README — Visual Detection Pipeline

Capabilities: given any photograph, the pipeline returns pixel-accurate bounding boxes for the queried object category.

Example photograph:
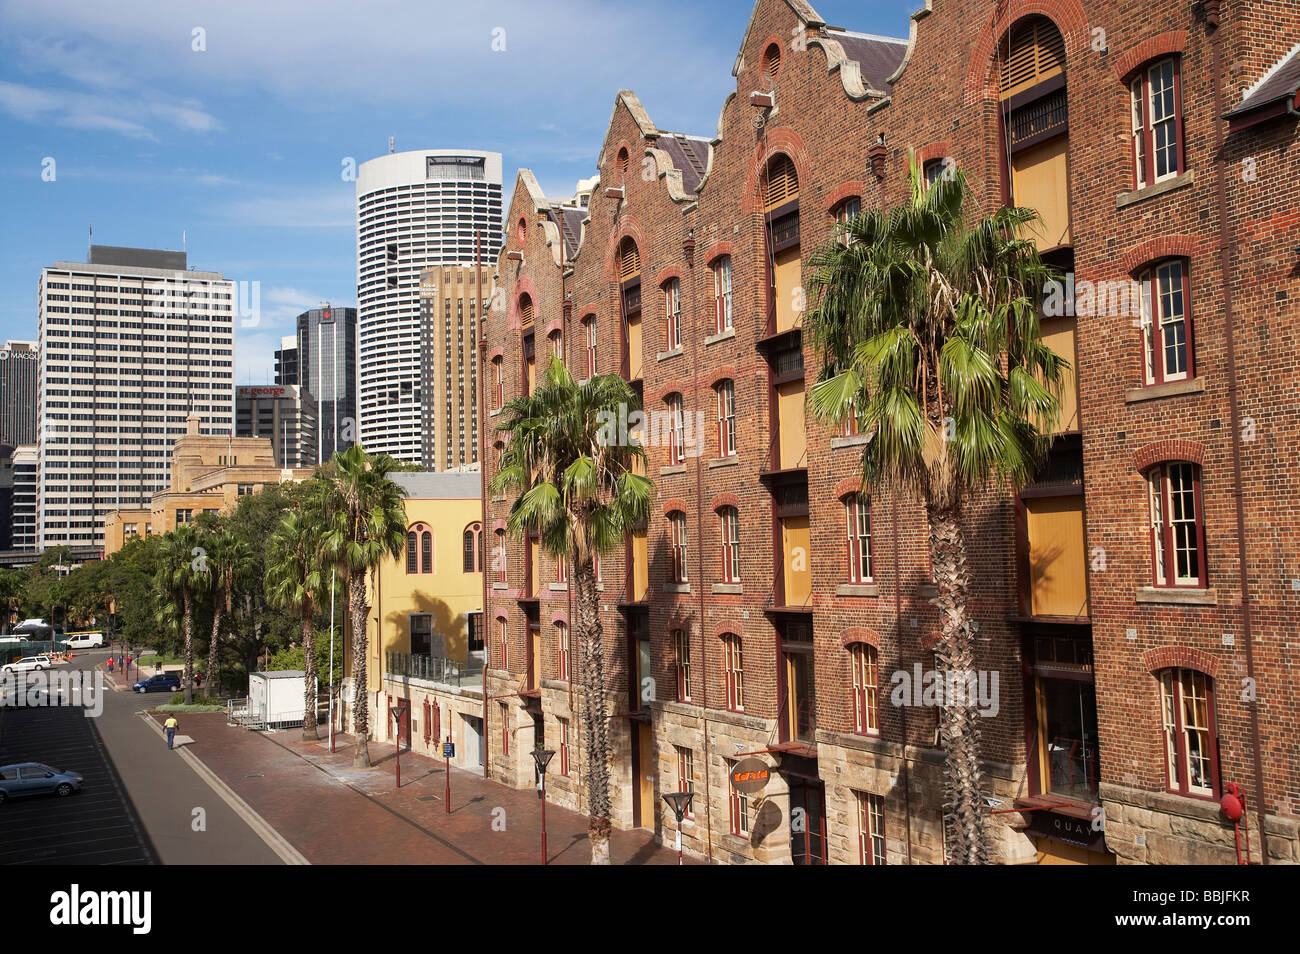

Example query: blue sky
[0,0,915,382]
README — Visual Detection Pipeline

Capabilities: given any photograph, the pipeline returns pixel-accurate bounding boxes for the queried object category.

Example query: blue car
[134,672,181,693]
[0,763,84,803]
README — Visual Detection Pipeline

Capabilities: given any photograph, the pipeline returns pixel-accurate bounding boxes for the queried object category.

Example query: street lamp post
[662,792,695,866]
[531,748,556,865]
[389,704,407,789]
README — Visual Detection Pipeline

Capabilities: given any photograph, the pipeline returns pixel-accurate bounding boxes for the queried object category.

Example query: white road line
[139,712,309,865]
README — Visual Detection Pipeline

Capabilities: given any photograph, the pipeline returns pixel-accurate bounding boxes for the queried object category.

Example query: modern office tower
[296,304,357,462]
[37,245,235,549]
[10,444,37,551]
[274,334,299,385]
[0,341,39,446]
[356,149,502,461]
[235,384,317,468]
[418,268,483,471]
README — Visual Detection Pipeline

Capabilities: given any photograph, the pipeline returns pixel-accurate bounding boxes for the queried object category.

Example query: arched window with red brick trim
[1158,667,1219,798]
[719,505,740,583]
[665,392,685,466]
[582,314,597,378]
[663,277,681,351]
[1130,57,1184,190]
[715,378,736,457]
[722,633,744,712]
[491,355,503,410]
[842,493,873,583]
[462,523,481,573]
[1138,258,1193,386]
[493,528,507,585]
[850,643,880,735]
[667,510,688,583]
[1145,461,1206,588]
[712,255,733,334]
[832,196,860,246]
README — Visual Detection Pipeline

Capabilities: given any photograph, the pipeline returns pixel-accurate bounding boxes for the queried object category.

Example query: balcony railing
[385,650,483,688]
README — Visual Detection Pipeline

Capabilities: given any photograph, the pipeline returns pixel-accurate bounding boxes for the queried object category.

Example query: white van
[63,632,104,649]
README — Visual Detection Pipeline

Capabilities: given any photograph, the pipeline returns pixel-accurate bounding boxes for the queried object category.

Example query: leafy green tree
[266,483,329,740]
[199,518,256,692]
[153,524,212,705]
[490,357,653,865]
[319,446,408,767]
[0,568,27,633]
[804,158,1064,864]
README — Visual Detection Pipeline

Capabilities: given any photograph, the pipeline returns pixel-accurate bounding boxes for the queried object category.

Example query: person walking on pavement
[164,715,179,750]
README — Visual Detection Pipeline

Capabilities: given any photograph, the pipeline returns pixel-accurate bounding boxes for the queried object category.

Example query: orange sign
[729,757,771,793]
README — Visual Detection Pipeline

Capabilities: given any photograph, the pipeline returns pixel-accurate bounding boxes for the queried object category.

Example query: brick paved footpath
[143,710,697,865]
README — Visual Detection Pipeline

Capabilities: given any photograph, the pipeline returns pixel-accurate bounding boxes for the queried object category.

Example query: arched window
[761,42,782,84]
[463,523,481,573]
[495,616,509,670]
[1145,461,1205,587]
[515,216,528,247]
[518,293,534,329]
[665,393,685,466]
[422,530,433,574]
[922,159,953,190]
[833,197,861,246]
[491,356,503,411]
[712,255,733,333]
[406,531,418,574]
[663,277,681,351]
[668,510,688,583]
[674,628,692,702]
[582,314,597,378]
[722,633,743,711]
[718,506,740,583]
[618,238,641,283]
[843,494,872,583]
[555,621,570,681]
[1158,667,1218,797]
[715,379,736,457]
[615,146,630,182]
[850,643,880,735]
[493,529,507,585]
[764,153,799,211]
[1137,259,1193,386]
[1130,57,1184,189]
[408,524,432,574]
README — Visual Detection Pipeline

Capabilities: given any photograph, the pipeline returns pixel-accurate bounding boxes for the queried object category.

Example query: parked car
[1,655,52,675]
[62,632,104,649]
[134,672,181,693]
[0,763,84,803]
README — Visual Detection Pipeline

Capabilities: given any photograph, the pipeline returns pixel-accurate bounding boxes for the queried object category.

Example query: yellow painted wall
[1012,136,1071,250]
[777,380,807,469]
[773,248,802,332]
[363,493,484,693]
[1026,495,1088,617]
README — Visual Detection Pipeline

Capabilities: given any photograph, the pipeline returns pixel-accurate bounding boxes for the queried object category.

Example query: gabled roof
[732,0,824,77]
[656,133,712,195]
[822,29,909,94]
[1226,43,1300,127]
[547,206,587,260]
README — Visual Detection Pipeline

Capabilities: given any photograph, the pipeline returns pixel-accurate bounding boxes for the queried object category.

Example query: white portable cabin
[247,670,310,730]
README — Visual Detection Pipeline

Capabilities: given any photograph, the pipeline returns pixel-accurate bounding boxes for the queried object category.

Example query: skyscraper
[274,334,299,385]
[356,149,502,460]
[418,268,482,471]
[0,340,39,446]
[37,245,235,549]
[296,304,357,462]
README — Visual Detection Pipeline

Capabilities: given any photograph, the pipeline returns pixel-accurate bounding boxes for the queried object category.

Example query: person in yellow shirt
[164,715,179,750]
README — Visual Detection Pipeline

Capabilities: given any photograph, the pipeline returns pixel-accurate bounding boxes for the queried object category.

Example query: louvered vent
[764,153,799,211]
[520,295,534,327]
[761,42,782,84]
[619,240,641,282]
[999,17,1065,100]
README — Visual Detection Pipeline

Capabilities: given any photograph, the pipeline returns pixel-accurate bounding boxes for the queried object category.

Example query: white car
[1,655,52,675]
[62,633,104,649]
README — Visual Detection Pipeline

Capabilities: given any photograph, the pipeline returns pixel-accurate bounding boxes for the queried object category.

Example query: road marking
[139,712,309,865]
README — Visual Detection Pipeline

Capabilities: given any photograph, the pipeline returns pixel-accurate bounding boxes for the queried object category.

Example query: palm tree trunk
[302,603,319,741]
[928,500,990,864]
[573,556,612,864]
[208,593,222,699]
[183,593,194,706]
[349,571,371,767]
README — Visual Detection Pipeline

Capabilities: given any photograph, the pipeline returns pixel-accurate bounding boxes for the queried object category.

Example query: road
[0,653,284,865]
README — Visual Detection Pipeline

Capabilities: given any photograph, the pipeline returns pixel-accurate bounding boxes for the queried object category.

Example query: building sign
[442,741,455,758]
[238,386,288,399]
[1027,810,1106,850]
[729,757,771,794]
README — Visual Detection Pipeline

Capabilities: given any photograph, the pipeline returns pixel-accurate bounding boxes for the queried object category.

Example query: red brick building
[479,0,1300,864]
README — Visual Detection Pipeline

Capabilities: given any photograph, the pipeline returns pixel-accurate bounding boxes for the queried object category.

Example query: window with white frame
[715,379,736,457]
[664,278,681,351]
[722,633,744,711]
[1130,57,1183,189]
[674,628,692,701]
[727,758,750,836]
[1138,259,1192,386]
[850,643,879,735]
[666,393,685,465]
[719,505,740,583]
[844,493,873,583]
[713,256,733,334]
[1159,668,1217,798]
[1146,461,1205,587]
[668,510,688,583]
[856,791,885,864]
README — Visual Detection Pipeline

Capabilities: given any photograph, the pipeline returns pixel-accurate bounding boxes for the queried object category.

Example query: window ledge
[491,583,508,591]
[491,495,506,503]
[1136,586,1217,606]
[837,582,880,597]
[708,456,739,469]
[712,582,743,594]
[705,328,736,347]
[1116,170,1195,209]
[548,582,568,591]
[489,409,502,418]
[657,347,684,362]
[831,433,871,450]
[1125,377,1205,404]
[660,464,687,476]
[663,582,691,594]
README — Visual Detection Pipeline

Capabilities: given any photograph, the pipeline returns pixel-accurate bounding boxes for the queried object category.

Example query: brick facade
[478,0,1300,864]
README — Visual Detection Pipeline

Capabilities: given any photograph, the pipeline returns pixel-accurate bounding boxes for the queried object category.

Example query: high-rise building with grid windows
[37,245,235,550]
[356,150,502,461]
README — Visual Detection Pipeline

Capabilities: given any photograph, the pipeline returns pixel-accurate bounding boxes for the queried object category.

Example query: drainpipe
[478,232,490,780]
[892,493,915,864]
[1208,13,1268,862]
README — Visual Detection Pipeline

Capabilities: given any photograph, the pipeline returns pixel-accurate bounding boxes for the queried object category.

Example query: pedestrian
[194,671,203,690]
[164,715,178,750]
[107,656,115,674]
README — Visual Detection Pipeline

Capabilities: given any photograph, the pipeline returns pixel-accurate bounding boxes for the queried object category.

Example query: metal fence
[228,691,332,732]
[385,650,483,688]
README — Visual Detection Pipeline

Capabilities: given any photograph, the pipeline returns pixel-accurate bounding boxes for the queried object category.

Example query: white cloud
[0,79,220,140]
[214,186,353,229]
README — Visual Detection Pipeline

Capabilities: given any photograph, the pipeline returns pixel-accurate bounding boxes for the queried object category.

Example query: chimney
[186,412,201,435]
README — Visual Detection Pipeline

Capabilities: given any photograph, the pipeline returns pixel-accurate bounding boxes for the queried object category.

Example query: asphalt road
[1,653,284,865]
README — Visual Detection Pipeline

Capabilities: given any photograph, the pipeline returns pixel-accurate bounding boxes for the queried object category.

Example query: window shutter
[999,17,1065,100]
[619,241,641,282]
[764,154,798,211]
[520,297,533,328]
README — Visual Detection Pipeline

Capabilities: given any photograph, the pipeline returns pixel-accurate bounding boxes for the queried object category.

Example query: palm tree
[266,486,329,741]
[319,446,408,767]
[804,157,1065,864]
[203,521,255,695]
[153,523,212,705]
[490,357,652,865]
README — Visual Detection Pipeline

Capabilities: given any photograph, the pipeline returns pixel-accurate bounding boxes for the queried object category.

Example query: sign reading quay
[729,757,771,794]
